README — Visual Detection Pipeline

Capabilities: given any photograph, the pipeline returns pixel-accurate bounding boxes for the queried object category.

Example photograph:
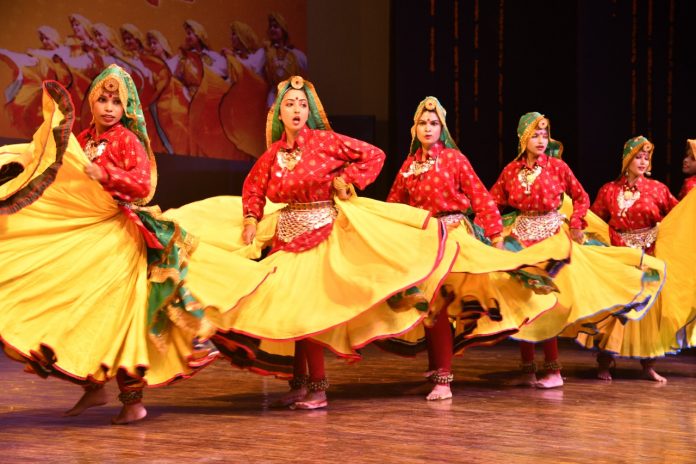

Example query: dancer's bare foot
[63,386,108,416]
[642,366,667,383]
[597,367,613,381]
[111,402,147,425]
[505,372,538,387]
[596,352,615,381]
[536,371,563,389]
[270,387,308,408]
[426,384,452,401]
[292,390,328,410]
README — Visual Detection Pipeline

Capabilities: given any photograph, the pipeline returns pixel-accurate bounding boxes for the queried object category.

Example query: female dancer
[679,139,696,199]
[490,113,666,388]
[386,97,569,400]
[167,77,455,410]
[0,66,271,424]
[575,136,696,381]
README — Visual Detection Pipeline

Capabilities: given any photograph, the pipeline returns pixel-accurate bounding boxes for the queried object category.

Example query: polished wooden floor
[1,340,695,463]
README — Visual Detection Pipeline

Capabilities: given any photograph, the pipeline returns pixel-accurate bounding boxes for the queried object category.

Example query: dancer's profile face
[147,35,163,56]
[683,152,696,176]
[628,148,650,178]
[38,32,57,50]
[121,31,139,51]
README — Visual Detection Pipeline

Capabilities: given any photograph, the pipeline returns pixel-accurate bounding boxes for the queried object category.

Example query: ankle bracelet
[306,377,329,392]
[543,360,562,372]
[118,390,143,405]
[288,374,309,390]
[520,362,537,374]
[428,370,454,385]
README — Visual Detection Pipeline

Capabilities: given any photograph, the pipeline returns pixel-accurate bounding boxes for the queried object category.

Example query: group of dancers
[1,65,694,424]
[1,12,305,158]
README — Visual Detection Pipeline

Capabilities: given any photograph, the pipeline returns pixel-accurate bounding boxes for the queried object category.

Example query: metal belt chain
[617,225,658,250]
[276,201,338,243]
[512,211,565,242]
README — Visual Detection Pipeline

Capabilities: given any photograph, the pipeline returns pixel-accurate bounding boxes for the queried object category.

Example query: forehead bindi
[99,91,119,100]
[282,94,307,104]
[419,112,440,123]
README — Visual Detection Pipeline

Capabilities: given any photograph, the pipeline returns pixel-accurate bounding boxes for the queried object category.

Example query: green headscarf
[266,75,331,148]
[516,111,563,159]
[621,135,653,175]
[87,64,157,204]
[409,96,459,154]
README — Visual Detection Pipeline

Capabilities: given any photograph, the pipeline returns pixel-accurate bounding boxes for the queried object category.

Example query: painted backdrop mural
[0,0,307,160]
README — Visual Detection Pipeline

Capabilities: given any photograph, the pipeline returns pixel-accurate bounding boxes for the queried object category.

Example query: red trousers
[425,310,453,372]
[519,339,559,364]
[293,339,326,381]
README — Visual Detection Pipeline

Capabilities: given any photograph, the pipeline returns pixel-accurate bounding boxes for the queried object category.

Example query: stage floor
[1,340,695,463]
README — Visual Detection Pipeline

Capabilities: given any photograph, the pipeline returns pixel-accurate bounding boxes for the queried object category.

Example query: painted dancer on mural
[489,112,666,389]
[262,12,308,107]
[63,14,102,131]
[384,97,572,400]
[144,29,191,155]
[176,20,249,159]
[165,76,457,410]
[572,136,696,381]
[220,21,269,158]
[222,21,265,77]
[0,65,273,424]
[0,26,75,137]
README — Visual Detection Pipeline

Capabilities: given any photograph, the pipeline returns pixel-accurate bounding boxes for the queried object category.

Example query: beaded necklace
[84,139,107,161]
[517,164,543,194]
[617,180,641,217]
[276,146,302,171]
[402,154,436,178]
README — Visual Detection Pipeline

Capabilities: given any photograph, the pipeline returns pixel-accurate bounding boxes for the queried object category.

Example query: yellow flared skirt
[379,220,571,355]
[0,82,273,386]
[573,191,696,358]
[165,194,457,365]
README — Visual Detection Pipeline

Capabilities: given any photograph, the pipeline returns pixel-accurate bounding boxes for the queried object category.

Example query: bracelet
[243,216,258,227]
[491,235,503,244]
[332,176,349,191]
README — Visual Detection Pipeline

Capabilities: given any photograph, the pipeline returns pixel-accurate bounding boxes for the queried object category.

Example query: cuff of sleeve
[243,216,258,227]
[569,218,586,230]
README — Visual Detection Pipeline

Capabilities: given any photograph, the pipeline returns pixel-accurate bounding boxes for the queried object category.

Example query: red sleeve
[590,183,612,222]
[457,154,502,238]
[242,149,274,219]
[489,166,510,208]
[386,159,410,204]
[659,183,679,216]
[99,131,151,202]
[331,132,385,190]
[560,162,589,229]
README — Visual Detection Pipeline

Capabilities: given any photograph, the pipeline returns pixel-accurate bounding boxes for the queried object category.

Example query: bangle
[333,176,349,191]
[243,216,258,227]
[491,236,503,244]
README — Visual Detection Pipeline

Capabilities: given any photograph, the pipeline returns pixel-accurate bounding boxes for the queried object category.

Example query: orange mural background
[0,0,307,159]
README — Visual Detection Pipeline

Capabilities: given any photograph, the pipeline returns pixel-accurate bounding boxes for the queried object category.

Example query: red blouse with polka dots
[490,154,589,230]
[243,126,385,252]
[387,141,502,239]
[591,175,678,252]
